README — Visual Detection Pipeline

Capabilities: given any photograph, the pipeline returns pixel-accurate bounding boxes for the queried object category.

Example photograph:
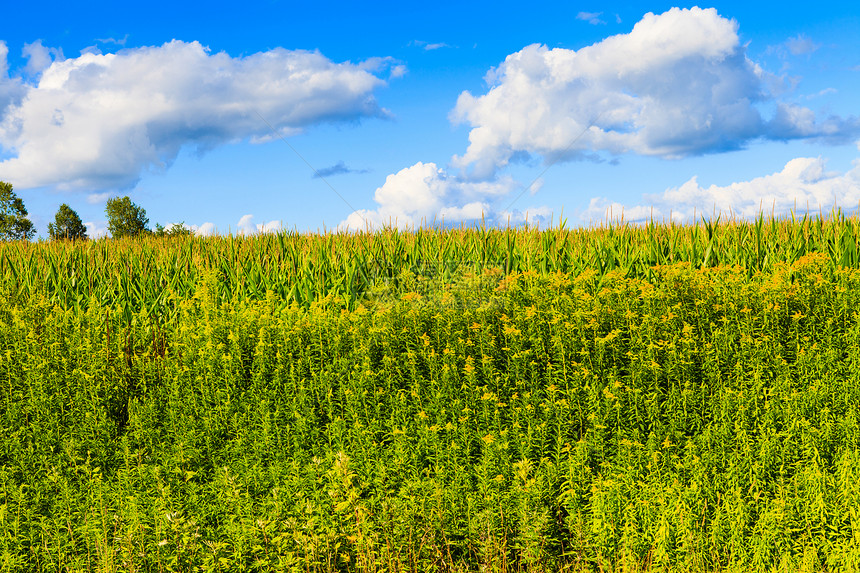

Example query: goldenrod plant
[2,213,860,571]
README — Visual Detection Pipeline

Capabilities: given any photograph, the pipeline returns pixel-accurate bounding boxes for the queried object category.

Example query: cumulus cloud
[339,161,522,230]
[236,214,283,235]
[0,40,391,191]
[767,103,859,144]
[192,222,217,236]
[0,42,26,117]
[84,220,109,239]
[22,40,64,76]
[584,156,860,223]
[451,7,860,178]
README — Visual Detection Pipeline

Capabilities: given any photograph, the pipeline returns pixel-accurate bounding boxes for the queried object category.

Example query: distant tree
[155,221,193,237]
[0,181,35,241]
[106,196,149,238]
[48,203,88,241]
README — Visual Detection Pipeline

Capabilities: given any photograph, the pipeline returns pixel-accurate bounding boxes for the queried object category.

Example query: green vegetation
[155,221,194,237]
[2,214,860,571]
[0,181,35,242]
[106,195,150,238]
[48,203,89,241]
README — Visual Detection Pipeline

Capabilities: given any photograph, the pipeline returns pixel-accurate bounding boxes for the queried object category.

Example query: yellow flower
[482,434,495,444]
[503,325,521,336]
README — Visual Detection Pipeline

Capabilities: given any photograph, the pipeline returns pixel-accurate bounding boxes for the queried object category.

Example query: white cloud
[0,42,25,117]
[86,191,112,204]
[237,214,256,235]
[84,220,109,239]
[193,222,217,236]
[236,214,282,235]
[584,156,860,223]
[498,205,555,226]
[0,40,391,191]
[96,34,129,47]
[785,34,820,56]
[801,87,837,100]
[411,40,451,51]
[451,7,860,178]
[576,11,605,25]
[339,161,526,231]
[22,40,64,76]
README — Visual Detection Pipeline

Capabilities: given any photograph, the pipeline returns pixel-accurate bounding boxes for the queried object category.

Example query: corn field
[2,213,860,571]
[3,211,860,317]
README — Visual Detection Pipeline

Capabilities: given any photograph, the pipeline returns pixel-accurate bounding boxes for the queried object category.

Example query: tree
[0,181,35,241]
[155,221,193,237]
[48,203,88,241]
[105,196,149,238]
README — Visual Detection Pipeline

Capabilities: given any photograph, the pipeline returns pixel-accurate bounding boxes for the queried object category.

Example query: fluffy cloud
[22,40,64,76]
[584,156,860,223]
[0,40,391,190]
[192,222,217,237]
[451,7,860,178]
[84,220,109,239]
[236,214,282,235]
[339,161,522,230]
[0,42,25,118]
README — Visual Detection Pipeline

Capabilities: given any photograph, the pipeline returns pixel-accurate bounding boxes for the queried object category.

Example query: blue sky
[2,1,859,237]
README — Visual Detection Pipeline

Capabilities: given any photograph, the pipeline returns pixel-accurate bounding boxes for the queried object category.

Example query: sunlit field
[3,213,860,571]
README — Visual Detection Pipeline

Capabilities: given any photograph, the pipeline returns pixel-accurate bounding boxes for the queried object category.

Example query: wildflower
[503,325,521,336]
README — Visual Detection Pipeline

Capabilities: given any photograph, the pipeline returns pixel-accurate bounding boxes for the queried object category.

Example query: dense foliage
[0,181,35,242]
[48,203,89,241]
[2,216,860,571]
[106,195,150,238]
[3,211,860,316]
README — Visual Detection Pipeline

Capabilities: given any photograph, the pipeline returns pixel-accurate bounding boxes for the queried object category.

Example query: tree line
[0,180,192,241]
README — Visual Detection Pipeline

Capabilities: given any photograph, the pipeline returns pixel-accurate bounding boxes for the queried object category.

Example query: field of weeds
[2,215,860,571]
